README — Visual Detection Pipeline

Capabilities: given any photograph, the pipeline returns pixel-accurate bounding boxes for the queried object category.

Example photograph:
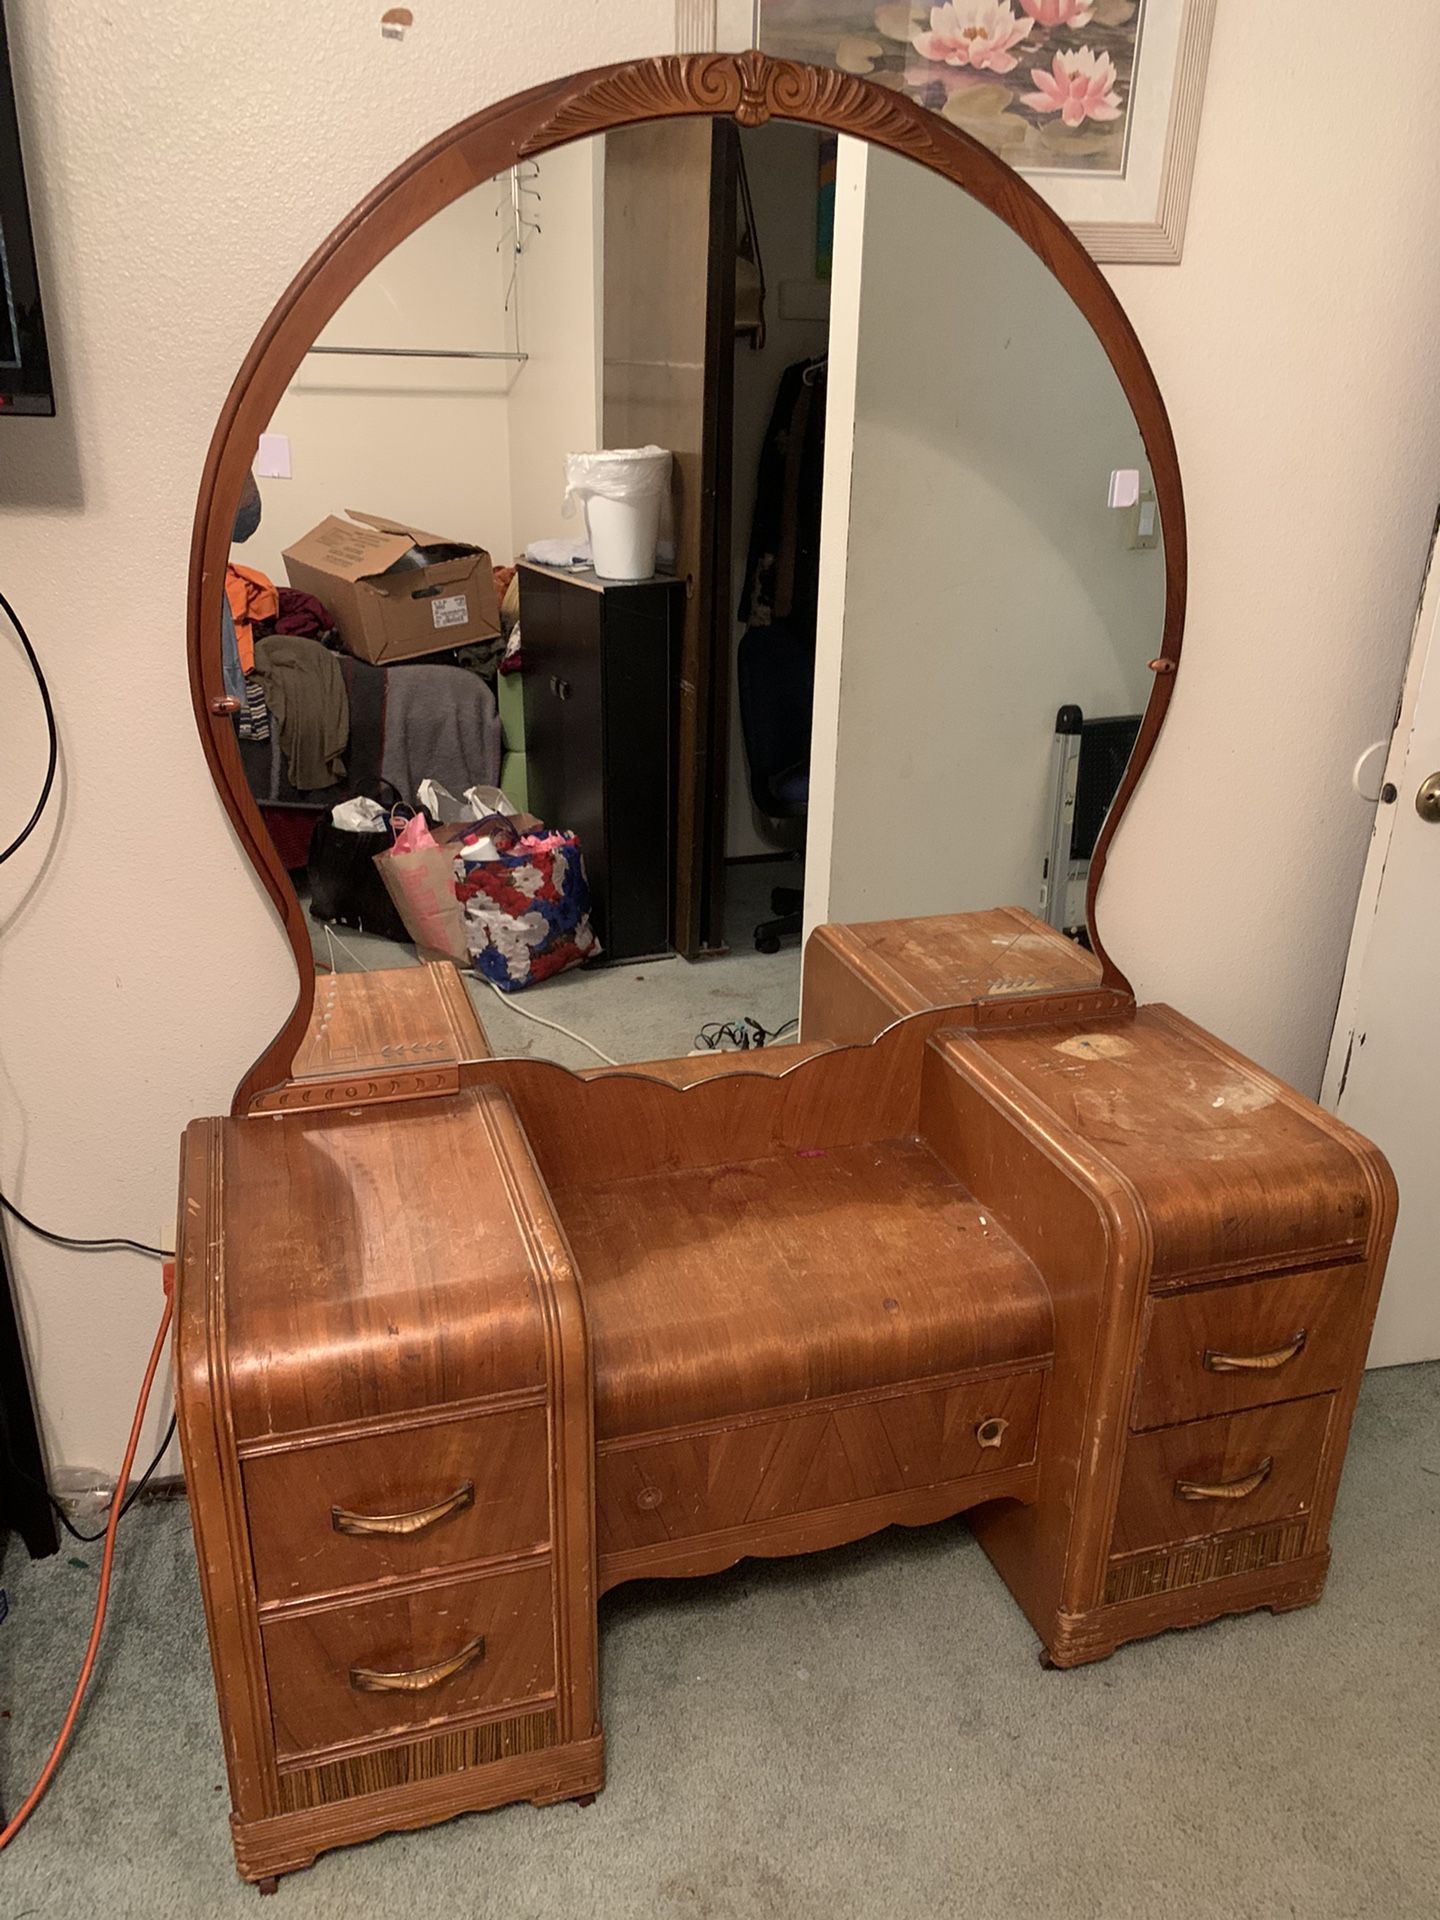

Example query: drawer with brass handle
[1132,1265,1363,1431]
[263,1563,555,1762]
[1110,1395,1333,1558]
[243,1405,549,1605]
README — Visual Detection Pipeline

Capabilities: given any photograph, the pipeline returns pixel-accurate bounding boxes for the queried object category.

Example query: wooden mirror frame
[188,50,1186,1113]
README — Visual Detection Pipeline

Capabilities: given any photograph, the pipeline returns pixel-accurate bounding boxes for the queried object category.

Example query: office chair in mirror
[222,117,1162,1076]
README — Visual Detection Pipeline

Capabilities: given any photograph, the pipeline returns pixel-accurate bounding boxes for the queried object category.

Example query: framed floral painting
[750,0,1217,262]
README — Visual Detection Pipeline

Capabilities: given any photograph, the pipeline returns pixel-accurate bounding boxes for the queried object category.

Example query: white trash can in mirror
[563,445,672,581]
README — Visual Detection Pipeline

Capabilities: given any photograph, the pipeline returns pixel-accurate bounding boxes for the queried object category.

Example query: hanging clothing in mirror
[739,355,828,639]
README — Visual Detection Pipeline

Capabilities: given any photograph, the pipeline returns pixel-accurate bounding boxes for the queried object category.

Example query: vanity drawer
[1110,1395,1333,1558]
[243,1406,550,1606]
[1133,1266,1364,1431]
[263,1561,556,1762]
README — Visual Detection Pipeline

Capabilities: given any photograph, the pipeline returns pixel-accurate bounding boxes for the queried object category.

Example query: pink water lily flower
[1021,45,1124,124]
[911,2,1034,74]
[1017,0,1095,26]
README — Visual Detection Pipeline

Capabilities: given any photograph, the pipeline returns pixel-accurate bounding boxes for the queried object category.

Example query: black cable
[0,1191,172,1260]
[0,586,59,867]
[20,1413,179,1545]
[693,1014,799,1053]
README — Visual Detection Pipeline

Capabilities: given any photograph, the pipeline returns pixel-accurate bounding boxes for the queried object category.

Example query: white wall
[242,180,517,579]
[505,137,605,554]
[244,136,607,586]
[808,139,1163,929]
[0,0,676,1481]
[2,2,1440,1473]
[1098,1,1440,1091]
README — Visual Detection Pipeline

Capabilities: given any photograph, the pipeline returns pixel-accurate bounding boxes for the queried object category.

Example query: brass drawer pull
[1175,1458,1273,1503]
[350,1634,486,1694]
[331,1481,474,1538]
[1203,1331,1307,1374]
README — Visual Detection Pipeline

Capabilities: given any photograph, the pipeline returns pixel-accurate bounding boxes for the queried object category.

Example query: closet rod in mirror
[305,345,528,361]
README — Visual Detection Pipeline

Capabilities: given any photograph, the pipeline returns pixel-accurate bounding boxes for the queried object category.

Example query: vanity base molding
[1041,1550,1331,1670]
[233,1730,605,1885]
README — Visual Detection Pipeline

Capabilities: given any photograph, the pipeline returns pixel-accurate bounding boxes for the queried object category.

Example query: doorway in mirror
[218,107,1163,1082]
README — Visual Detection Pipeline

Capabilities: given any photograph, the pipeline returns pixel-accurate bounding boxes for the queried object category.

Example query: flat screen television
[0,1,53,416]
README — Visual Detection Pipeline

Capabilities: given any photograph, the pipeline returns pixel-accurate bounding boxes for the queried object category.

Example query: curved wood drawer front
[262,1563,556,1763]
[1111,1395,1333,1559]
[1133,1267,1365,1431]
[243,1406,550,1606]
[596,1368,1045,1566]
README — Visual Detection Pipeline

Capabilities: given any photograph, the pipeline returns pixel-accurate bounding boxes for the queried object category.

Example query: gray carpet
[3,1362,1436,1919]
[305,856,803,1072]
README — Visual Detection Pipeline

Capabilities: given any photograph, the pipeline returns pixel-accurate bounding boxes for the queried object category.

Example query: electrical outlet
[256,432,292,479]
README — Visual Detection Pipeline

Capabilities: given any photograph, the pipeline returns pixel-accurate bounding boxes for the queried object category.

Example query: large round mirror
[192,55,1181,1097]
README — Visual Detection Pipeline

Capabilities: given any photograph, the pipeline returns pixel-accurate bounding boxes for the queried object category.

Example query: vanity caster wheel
[256,1877,280,1896]
[573,1792,597,1808]
[755,934,781,955]
[1037,1648,1055,1669]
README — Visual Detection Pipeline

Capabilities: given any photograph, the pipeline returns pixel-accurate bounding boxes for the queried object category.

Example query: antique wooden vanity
[176,53,1397,1891]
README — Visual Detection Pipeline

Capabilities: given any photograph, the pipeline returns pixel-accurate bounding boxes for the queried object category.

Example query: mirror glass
[227,114,1164,1074]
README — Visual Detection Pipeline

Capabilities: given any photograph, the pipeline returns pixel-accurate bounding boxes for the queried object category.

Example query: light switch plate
[256,432,292,480]
[1107,468,1140,510]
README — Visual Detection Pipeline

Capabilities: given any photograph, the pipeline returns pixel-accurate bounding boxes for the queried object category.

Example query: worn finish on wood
[262,1562,556,1762]
[215,1096,548,1438]
[801,908,1108,1048]
[460,1016,936,1190]
[595,1368,1045,1587]
[1110,1395,1333,1557]
[1131,1265,1365,1430]
[557,1139,1052,1437]
[242,1404,550,1606]
[291,963,487,1081]
[808,913,1397,1667]
[187,54,1187,1110]
[174,1084,601,1886]
[178,908,1397,1885]
[247,963,486,1116]
[962,1005,1378,1284]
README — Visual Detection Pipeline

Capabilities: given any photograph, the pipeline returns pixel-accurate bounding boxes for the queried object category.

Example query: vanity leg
[256,1877,279,1897]
[573,1793,598,1808]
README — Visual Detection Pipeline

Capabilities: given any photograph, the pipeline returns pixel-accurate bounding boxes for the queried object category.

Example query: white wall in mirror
[806,137,1163,934]
[245,143,602,582]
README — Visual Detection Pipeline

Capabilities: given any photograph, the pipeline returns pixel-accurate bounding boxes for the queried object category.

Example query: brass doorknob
[1417,773,1440,823]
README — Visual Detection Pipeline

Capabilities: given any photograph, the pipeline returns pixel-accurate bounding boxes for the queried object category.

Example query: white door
[1322,514,1440,1366]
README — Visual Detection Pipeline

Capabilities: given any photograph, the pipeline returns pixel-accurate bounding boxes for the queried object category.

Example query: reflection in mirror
[228,113,1162,1077]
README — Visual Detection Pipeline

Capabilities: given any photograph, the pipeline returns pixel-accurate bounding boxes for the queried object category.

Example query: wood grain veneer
[242,1404,551,1606]
[1130,1265,1365,1430]
[249,962,487,1116]
[800,907,1109,1047]
[1110,1395,1334,1558]
[966,1006,1377,1285]
[175,1082,602,1886]
[262,1562,557,1762]
[557,1139,1052,1438]
[178,915,1398,1886]
[595,1368,1045,1587]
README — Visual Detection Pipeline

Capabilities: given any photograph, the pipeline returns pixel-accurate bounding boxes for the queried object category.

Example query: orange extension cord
[0,1272,174,1853]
